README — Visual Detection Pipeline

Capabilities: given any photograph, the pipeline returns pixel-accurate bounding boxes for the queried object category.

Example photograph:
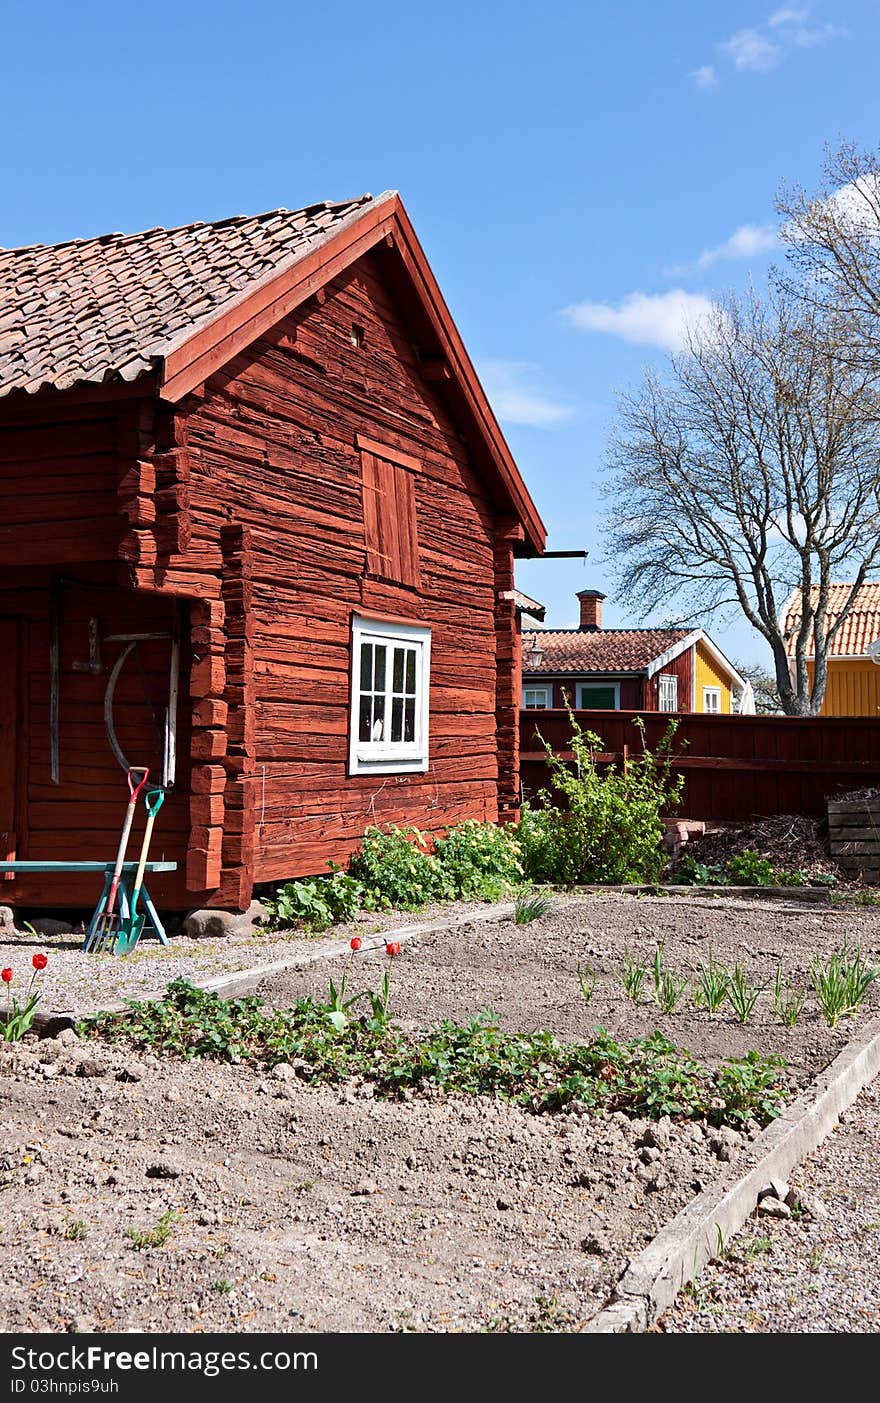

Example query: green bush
[348,825,450,910]
[433,819,523,899]
[725,850,777,886]
[262,864,363,931]
[519,714,684,885]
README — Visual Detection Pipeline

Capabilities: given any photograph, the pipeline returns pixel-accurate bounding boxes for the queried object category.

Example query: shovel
[84,767,149,954]
[117,788,165,955]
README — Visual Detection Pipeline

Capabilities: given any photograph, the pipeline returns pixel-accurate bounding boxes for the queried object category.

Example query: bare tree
[778,141,880,360]
[604,287,880,715]
[732,660,781,715]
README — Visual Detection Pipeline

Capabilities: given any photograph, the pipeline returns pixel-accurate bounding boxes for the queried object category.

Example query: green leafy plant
[64,1220,88,1242]
[692,952,730,1015]
[211,1279,233,1295]
[1,954,48,1042]
[673,855,727,886]
[518,712,684,886]
[577,962,596,1006]
[725,851,776,886]
[262,864,364,932]
[651,944,688,1014]
[810,942,878,1026]
[83,980,787,1128]
[772,965,806,1027]
[349,825,450,910]
[433,820,524,899]
[621,950,649,1005]
[325,969,363,1032]
[126,1208,180,1251]
[714,1051,786,1126]
[514,889,554,925]
[727,964,762,1024]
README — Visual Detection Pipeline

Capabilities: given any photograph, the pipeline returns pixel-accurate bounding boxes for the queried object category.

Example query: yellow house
[782,582,880,716]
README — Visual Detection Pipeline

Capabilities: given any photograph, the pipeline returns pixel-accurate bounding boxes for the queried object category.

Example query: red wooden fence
[519,709,880,821]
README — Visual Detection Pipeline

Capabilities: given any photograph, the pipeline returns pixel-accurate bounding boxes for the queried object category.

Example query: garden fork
[84,767,148,954]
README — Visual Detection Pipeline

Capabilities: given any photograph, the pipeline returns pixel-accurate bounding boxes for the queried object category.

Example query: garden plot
[1,894,877,1334]
[262,895,880,1091]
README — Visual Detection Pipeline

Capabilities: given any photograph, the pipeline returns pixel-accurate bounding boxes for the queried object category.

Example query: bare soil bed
[1,894,877,1334]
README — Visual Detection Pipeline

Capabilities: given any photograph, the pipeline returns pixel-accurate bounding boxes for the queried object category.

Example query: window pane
[374,644,386,693]
[391,697,404,742]
[359,695,372,742]
[404,697,416,741]
[393,647,405,693]
[405,649,416,694]
[371,695,385,740]
[580,687,616,709]
[360,642,372,692]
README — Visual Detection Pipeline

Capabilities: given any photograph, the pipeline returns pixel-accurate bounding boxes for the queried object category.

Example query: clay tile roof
[0,195,375,398]
[783,583,880,658]
[522,627,692,674]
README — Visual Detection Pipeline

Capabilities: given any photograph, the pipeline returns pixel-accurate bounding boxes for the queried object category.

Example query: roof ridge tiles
[0,194,373,259]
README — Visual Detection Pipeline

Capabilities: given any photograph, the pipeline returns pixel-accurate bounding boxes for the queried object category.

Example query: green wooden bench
[1,862,177,948]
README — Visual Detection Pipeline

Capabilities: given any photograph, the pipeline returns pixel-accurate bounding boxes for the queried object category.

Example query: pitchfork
[83,767,149,954]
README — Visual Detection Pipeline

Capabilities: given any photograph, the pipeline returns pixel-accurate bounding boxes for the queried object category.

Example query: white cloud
[692,64,718,90]
[665,223,777,277]
[479,359,572,428]
[722,27,782,71]
[787,21,847,46]
[562,290,719,354]
[698,7,846,86]
[768,7,809,25]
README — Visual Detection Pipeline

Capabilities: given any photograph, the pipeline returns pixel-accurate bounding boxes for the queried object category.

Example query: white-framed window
[703,685,722,714]
[577,682,620,710]
[349,615,431,774]
[658,673,678,712]
[523,685,551,709]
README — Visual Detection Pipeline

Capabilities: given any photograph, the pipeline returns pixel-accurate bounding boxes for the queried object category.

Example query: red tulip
[386,941,401,957]
[350,937,362,951]
[32,953,48,971]
[1,968,12,983]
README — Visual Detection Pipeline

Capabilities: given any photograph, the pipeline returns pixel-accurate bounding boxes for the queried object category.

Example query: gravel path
[0,898,498,1017]
[660,1078,880,1333]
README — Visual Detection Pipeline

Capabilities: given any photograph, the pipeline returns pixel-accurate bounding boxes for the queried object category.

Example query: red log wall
[175,253,514,897]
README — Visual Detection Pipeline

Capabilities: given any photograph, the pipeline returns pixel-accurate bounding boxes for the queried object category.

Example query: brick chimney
[577,589,605,631]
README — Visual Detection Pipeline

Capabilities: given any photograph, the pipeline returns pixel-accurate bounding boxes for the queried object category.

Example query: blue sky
[3,1,877,667]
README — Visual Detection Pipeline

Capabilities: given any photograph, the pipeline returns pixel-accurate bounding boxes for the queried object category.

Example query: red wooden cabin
[0,193,545,912]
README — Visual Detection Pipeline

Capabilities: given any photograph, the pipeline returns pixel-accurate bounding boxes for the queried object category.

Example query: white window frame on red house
[522,684,552,709]
[658,673,678,712]
[703,685,722,714]
[349,615,431,774]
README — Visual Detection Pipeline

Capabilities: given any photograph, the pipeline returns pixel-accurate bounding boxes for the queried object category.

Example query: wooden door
[0,619,19,872]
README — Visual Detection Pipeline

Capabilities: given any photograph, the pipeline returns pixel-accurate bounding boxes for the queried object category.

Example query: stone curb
[30,900,518,1030]
[581,1010,880,1333]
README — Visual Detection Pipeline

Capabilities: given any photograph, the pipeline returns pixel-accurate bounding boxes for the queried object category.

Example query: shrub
[518,713,684,886]
[349,825,450,910]
[433,820,523,899]
[725,851,777,886]
[672,855,727,886]
[262,865,363,932]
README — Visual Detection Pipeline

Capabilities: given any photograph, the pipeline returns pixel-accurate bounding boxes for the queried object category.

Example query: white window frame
[703,685,722,714]
[658,673,678,712]
[349,615,431,775]
[522,684,551,709]
[576,682,621,710]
